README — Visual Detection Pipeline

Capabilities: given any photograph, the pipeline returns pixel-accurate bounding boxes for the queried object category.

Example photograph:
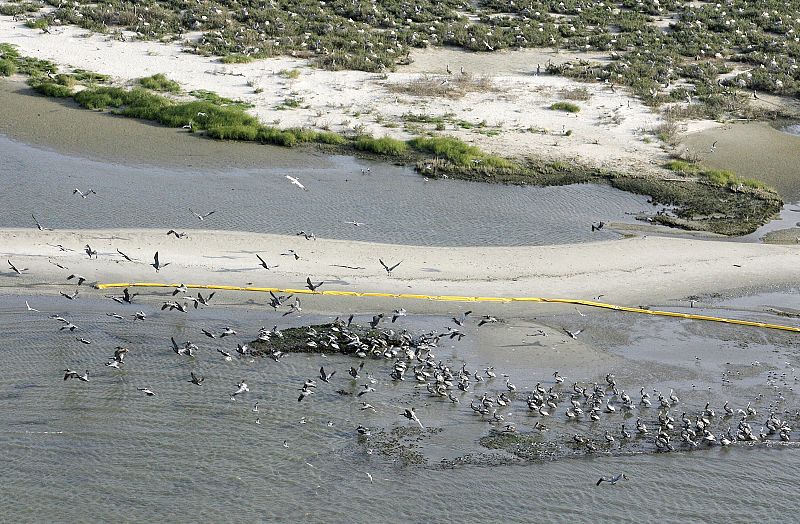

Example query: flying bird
[25,301,40,312]
[59,289,79,300]
[32,214,52,231]
[379,259,402,276]
[596,473,628,486]
[189,208,216,221]
[306,277,324,291]
[167,230,188,239]
[116,249,134,262]
[73,188,96,198]
[285,175,307,190]
[151,252,169,272]
[189,372,205,386]
[84,245,98,258]
[7,259,27,275]
[256,254,278,270]
[67,274,86,286]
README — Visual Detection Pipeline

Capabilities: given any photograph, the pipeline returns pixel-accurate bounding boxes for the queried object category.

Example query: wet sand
[0,80,331,170]
[682,121,800,201]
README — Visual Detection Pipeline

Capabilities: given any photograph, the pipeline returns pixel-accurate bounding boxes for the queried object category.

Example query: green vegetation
[0,59,16,77]
[24,18,49,30]
[71,69,112,84]
[188,90,253,109]
[550,102,580,113]
[0,1,43,16]
[408,136,514,168]
[278,69,301,79]
[354,135,408,156]
[219,54,254,64]
[138,73,181,93]
[28,79,73,97]
[665,160,768,190]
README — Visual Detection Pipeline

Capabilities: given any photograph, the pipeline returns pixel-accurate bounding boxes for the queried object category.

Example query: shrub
[72,69,111,84]
[139,73,181,93]
[28,80,73,97]
[278,69,301,79]
[550,102,581,113]
[74,86,129,109]
[220,54,254,64]
[206,125,259,141]
[315,131,346,145]
[354,135,408,156]
[256,126,297,146]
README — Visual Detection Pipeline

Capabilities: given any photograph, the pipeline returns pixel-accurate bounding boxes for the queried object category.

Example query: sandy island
[2,229,799,310]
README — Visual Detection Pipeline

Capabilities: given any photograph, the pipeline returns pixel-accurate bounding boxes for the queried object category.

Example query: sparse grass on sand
[138,73,181,93]
[387,74,496,99]
[550,102,581,113]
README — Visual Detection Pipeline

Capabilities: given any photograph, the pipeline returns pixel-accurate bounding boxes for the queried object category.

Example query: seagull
[217,348,233,361]
[256,254,278,270]
[201,328,216,338]
[452,311,472,327]
[220,327,236,337]
[48,259,68,270]
[379,259,402,276]
[189,208,216,221]
[162,301,188,312]
[172,284,188,296]
[73,188,97,198]
[563,328,583,339]
[113,346,129,362]
[281,250,300,260]
[116,249,134,262]
[285,175,307,190]
[84,245,97,258]
[391,308,407,323]
[710,141,717,153]
[60,289,79,300]
[151,252,169,272]
[306,277,324,291]
[67,274,86,286]
[25,301,40,312]
[8,259,27,274]
[345,221,365,226]
[137,387,155,396]
[111,287,138,305]
[369,314,384,329]
[32,214,52,231]
[133,311,146,321]
[64,369,89,381]
[401,407,425,430]
[231,380,249,399]
[189,371,205,386]
[596,473,628,486]
[166,230,188,239]
[478,316,498,326]
[319,366,336,383]
[296,231,316,240]
[75,336,91,345]
[282,297,302,316]
[192,292,215,308]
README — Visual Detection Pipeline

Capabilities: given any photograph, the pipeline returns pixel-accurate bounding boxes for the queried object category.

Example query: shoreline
[2,228,799,308]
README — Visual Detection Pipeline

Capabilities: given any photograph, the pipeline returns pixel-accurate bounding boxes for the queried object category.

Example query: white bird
[285,175,307,190]
[137,387,155,396]
[189,208,216,221]
[25,301,40,312]
[73,188,97,198]
[230,380,249,399]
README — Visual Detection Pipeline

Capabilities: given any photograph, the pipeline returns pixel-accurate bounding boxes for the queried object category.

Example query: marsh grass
[354,135,408,156]
[408,136,515,168]
[0,59,17,76]
[665,160,768,190]
[139,73,181,93]
[28,79,73,97]
[188,90,253,109]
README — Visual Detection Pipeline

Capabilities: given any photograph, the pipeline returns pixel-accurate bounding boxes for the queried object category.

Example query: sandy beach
[0,17,670,175]
[3,228,799,307]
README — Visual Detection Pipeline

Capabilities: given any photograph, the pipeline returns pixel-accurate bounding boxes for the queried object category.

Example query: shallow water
[0,134,659,247]
[1,292,798,522]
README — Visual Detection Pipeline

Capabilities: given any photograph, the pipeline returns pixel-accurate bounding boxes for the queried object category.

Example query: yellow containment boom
[95,282,800,334]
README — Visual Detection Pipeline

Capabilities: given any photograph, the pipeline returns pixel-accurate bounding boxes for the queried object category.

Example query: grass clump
[71,69,111,84]
[278,69,301,79]
[139,73,181,93]
[0,59,17,77]
[219,54,254,64]
[354,135,408,156]
[550,102,581,113]
[188,90,253,109]
[665,160,768,190]
[28,79,73,98]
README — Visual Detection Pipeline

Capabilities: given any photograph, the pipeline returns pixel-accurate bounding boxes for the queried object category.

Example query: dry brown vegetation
[387,73,496,99]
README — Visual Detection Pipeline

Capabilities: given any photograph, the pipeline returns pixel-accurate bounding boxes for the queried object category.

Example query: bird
[478,316,498,326]
[151,252,169,272]
[596,473,627,486]
[166,230,188,239]
[563,328,583,339]
[345,220,365,226]
[391,308,407,323]
[76,337,91,345]
[48,259,68,269]
[305,277,324,291]
[452,311,472,326]
[137,387,155,396]
[710,141,718,153]
[189,372,204,386]
[64,369,89,382]
[553,371,565,384]
[201,328,216,338]
[189,208,216,221]
[591,222,605,232]
[192,292,215,308]
[379,259,402,276]
[7,259,27,275]
[401,408,425,430]
[73,188,97,198]
[231,380,249,399]
[31,214,52,231]
[172,284,188,296]
[220,327,236,337]
[133,311,146,321]
[59,289,79,300]
[116,249,134,262]
[285,175,307,190]
[217,348,233,361]
[281,250,300,260]
[25,301,40,312]
[111,287,138,305]
[296,231,315,240]
[319,367,336,383]
[83,245,98,258]
[113,346,129,362]
[369,314,384,329]
[256,254,278,270]
[67,274,86,286]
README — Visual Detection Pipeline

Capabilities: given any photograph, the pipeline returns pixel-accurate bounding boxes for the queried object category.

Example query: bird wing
[379,259,388,271]
[153,252,159,266]
[389,261,403,271]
